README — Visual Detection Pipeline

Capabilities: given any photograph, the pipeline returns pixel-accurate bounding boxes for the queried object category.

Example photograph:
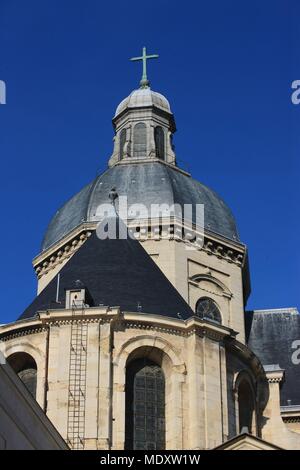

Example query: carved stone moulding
[34,219,246,281]
[34,229,93,279]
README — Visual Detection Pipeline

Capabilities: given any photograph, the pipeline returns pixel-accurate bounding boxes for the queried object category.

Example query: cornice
[0,324,47,342]
[34,229,93,279]
[113,158,190,177]
[33,219,246,280]
[0,309,235,344]
[279,406,300,422]
[112,104,176,133]
[282,417,300,423]
[267,377,283,383]
[264,365,285,384]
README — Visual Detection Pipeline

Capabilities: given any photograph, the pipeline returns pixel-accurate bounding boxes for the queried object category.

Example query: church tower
[1,50,299,451]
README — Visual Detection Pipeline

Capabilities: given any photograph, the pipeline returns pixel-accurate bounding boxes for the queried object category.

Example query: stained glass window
[196,297,222,324]
[125,358,165,450]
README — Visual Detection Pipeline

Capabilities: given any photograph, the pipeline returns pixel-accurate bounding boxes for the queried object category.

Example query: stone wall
[0,310,270,450]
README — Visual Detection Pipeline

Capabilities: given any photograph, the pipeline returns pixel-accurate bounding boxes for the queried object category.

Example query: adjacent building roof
[214,431,283,451]
[20,221,194,320]
[246,308,300,406]
[42,161,240,251]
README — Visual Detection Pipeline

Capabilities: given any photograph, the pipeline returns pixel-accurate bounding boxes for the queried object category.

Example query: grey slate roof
[42,161,239,251]
[20,221,194,321]
[246,308,300,406]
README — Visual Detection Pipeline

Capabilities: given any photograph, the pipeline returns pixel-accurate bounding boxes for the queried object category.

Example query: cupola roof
[115,87,171,117]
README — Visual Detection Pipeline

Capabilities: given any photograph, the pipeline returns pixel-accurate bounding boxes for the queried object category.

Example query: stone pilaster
[97,322,113,449]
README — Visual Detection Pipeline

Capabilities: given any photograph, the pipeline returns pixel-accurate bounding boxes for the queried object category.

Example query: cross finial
[130,47,159,89]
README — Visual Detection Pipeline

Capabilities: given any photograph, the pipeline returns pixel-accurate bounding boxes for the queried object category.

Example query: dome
[115,88,171,117]
[42,162,239,251]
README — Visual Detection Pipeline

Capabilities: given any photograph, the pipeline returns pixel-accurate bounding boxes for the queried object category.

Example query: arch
[234,370,257,434]
[3,341,44,365]
[3,341,45,406]
[113,335,186,450]
[154,126,165,160]
[114,335,183,373]
[125,357,165,450]
[7,351,37,398]
[133,122,147,159]
[119,128,126,160]
[190,274,232,298]
[195,297,222,324]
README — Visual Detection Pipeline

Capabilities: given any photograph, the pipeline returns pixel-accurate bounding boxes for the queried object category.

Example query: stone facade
[0,309,267,450]
[1,80,299,451]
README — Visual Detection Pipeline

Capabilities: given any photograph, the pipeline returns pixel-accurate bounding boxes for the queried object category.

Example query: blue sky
[0,0,299,324]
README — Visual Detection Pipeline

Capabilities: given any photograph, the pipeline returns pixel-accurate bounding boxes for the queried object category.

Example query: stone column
[219,342,229,441]
[261,364,300,449]
[112,378,126,450]
[186,333,203,449]
[166,364,185,449]
[96,322,113,449]
[84,322,100,449]
[203,334,223,448]
[46,324,61,434]
[166,130,176,164]
[148,123,156,158]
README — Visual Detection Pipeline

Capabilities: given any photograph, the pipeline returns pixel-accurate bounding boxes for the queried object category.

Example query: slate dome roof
[115,88,171,116]
[42,162,239,251]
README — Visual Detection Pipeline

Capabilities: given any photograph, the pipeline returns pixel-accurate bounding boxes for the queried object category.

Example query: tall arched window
[7,352,37,398]
[133,122,147,159]
[119,128,126,160]
[238,379,255,434]
[196,297,222,324]
[154,126,165,160]
[125,358,165,450]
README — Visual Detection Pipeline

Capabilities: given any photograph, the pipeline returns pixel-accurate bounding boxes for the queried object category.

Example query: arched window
[119,128,126,160]
[125,358,165,450]
[154,126,165,160]
[238,380,255,434]
[195,297,222,324]
[133,122,147,159]
[7,352,37,398]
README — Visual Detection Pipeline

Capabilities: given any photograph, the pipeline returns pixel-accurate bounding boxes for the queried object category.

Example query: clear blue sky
[0,0,299,324]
